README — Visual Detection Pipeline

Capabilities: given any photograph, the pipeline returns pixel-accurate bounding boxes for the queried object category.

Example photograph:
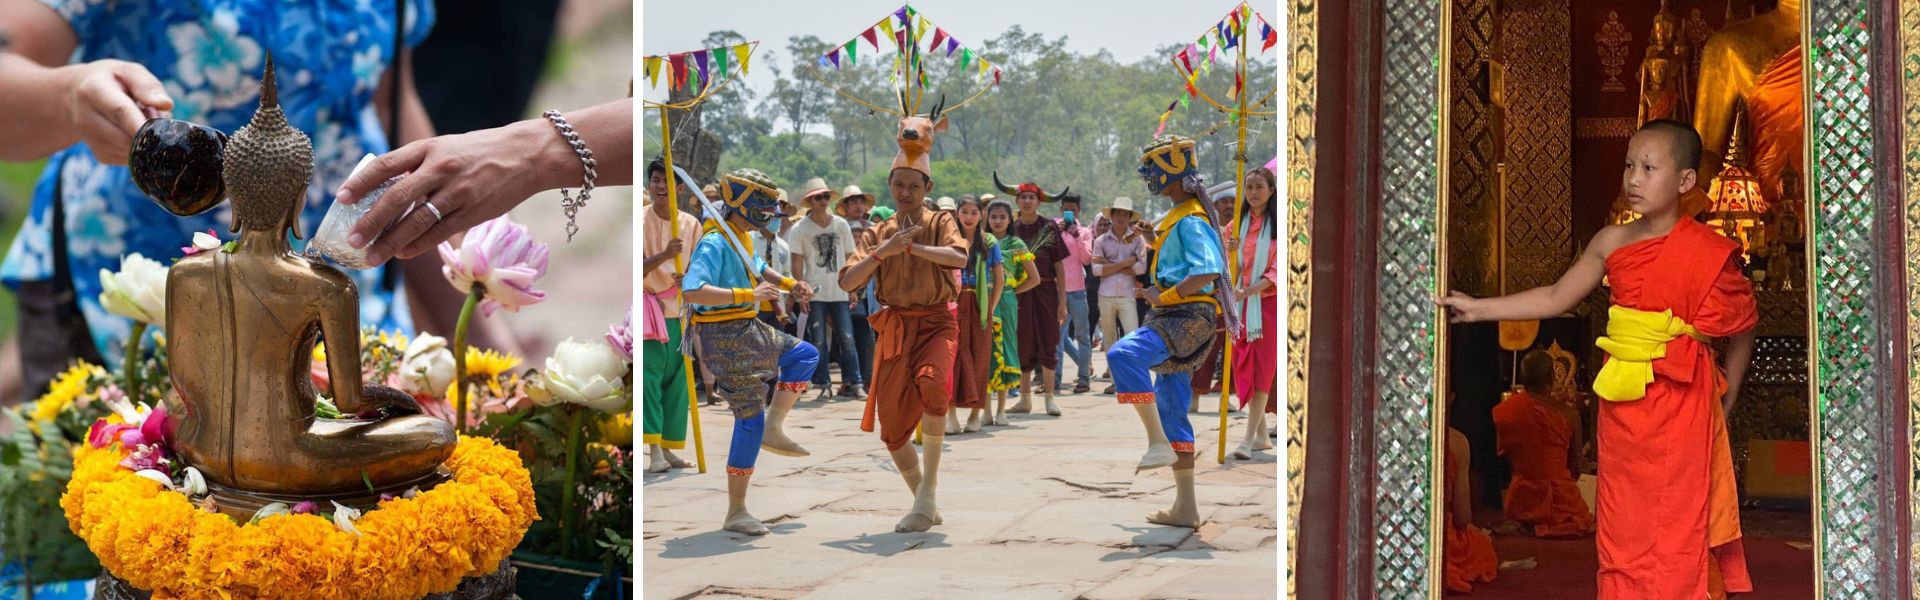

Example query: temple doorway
[1435,0,1814,596]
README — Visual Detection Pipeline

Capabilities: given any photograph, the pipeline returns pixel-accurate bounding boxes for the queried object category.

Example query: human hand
[792,281,815,304]
[64,60,173,166]
[1139,287,1166,308]
[339,119,565,265]
[752,282,783,302]
[878,226,922,257]
[1436,291,1484,323]
[662,238,684,257]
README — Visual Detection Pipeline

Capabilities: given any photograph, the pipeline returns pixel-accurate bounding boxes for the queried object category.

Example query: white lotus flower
[134,469,175,489]
[98,253,168,324]
[331,501,362,536]
[397,333,456,398]
[251,502,291,523]
[181,467,207,496]
[533,337,631,412]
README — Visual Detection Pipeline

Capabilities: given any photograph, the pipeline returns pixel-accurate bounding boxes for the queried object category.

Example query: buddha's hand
[359,384,425,418]
[63,60,173,166]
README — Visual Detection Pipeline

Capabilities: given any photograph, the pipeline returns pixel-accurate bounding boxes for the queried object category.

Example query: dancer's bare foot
[993,412,1008,426]
[646,447,672,473]
[663,448,693,469]
[1009,399,1032,414]
[724,509,770,536]
[964,410,982,433]
[1045,397,1061,416]
[946,412,962,435]
[1146,506,1201,529]
[762,428,810,457]
[1231,444,1254,461]
[1137,444,1176,473]
[1254,437,1275,451]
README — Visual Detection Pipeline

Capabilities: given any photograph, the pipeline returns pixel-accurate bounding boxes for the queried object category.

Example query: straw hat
[934,196,956,211]
[1102,196,1139,220]
[980,193,998,203]
[799,178,836,203]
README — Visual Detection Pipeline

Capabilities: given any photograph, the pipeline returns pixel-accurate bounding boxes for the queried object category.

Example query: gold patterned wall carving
[1501,0,1574,291]
[1449,0,1498,296]
[1285,0,1315,597]
[1595,11,1633,92]
[1574,116,1639,139]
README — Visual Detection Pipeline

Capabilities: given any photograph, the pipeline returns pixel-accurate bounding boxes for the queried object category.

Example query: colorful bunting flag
[736,44,752,74]
[959,48,973,70]
[845,40,858,64]
[715,48,729,77]
[863,26,880,50]
[1179,50,1193,73]
[819,55,833,68]
[979,57,990,78]
[645,56,660,88]
[1180,91,1190,108]
[1263,26,1276,52]
[930,27,947,51]
[992,67,1000,85]
[946,37,960,57]
[693,50,709,83]
[828,48,841,68]
[668,54,686,89]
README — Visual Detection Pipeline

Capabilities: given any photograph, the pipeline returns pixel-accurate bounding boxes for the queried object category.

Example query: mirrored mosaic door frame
[1351,0,1908,597]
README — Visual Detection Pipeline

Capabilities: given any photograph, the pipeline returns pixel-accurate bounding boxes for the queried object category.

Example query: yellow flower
[461,347,522,397]
[62,433,535,599]
[31,362,100,425]
[598,412,633,447]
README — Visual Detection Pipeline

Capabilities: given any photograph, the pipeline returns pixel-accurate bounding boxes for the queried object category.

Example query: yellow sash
[1148,199,1220,309]
[1592,305,1707,401]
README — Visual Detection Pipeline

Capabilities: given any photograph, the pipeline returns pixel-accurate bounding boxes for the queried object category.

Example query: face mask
[768,218,783,234]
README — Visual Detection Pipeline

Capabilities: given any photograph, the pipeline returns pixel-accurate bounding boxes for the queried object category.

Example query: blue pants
[1056,290,1093,387]
[729,341,818,476]
[806,301,863,387]
[1106,327,1194,453]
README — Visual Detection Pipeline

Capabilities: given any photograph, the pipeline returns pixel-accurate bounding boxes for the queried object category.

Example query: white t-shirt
[784,215,856,303]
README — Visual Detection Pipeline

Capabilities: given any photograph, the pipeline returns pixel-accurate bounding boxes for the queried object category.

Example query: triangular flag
[714,47,729,77]
[896,6,909,21]
[1179,50,1193,73]
[828,48,841,68]
[905,5,916,18]
[946,37,960,57]
[917,16,929,41]
[1198,35,1210,49]
[979,57,990,78]
[819,54,833,69]
[668,54,686,89]
[959,48,972,70]
[645,56,660,88]
[896,30,907,50]
[1235,72,1244,96]
[1179,91,1190,108]
[1263,27,1277,52]
[930,27,946,51]
[992,67,1001,85]
[1224,27,1237,49]
[845,40,858,65]
[736,44,752,74]
[864,26,880,50]
[693,50,709,84]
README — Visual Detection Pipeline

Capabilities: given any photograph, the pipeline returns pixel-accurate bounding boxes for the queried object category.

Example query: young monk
[1439,119,1757,598]
[1492,350,1593,538]
[682,168,821,536]
[838,143,969,533]
[1107,134,1228,528]
[1445,425,1500,594]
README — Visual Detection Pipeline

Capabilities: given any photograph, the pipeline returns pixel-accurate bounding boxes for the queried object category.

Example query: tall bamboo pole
[660,108,707,474]
[1218,3,1251,464]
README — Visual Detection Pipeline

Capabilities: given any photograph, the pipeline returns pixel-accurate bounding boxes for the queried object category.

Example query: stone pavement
[641,353,1279,599]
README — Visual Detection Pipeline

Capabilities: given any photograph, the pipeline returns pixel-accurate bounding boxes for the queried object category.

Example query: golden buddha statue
[161,57,454,516]
[1693,0,1800,187]
[1637,2,1691,125]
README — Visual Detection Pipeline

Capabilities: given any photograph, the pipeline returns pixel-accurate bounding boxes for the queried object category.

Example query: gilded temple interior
[1441,0,1811,591]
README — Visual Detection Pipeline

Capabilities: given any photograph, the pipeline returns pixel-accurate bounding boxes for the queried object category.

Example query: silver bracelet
[542,109,597,242]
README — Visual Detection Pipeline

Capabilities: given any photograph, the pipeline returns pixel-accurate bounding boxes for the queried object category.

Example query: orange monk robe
[1444,431,1498,594]
[1492,390,1594,537]
[1746,45,1803,207]
[1595,218,1757,599]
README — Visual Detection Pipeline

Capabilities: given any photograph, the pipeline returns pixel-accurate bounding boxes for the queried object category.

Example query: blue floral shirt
[4,0,435,358]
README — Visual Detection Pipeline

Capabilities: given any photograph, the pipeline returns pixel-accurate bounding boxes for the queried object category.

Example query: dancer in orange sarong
[1492,351,1593,538]
[1440,120,1757,599]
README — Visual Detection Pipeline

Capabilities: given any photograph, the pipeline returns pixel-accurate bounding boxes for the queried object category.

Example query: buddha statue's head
[222,54,311,239]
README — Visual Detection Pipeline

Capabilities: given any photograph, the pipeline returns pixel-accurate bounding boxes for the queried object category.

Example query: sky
[640,0,1280,111]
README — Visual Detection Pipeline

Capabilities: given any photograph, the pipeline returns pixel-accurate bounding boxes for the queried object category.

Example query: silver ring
[422,201,444,221]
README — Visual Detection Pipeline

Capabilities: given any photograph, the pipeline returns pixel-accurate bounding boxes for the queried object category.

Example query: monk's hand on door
[1436,291,1480,323]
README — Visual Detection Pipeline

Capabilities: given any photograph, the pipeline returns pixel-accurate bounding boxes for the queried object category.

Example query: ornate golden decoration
[1285,0,1315,596]
[1596,11,1633,93]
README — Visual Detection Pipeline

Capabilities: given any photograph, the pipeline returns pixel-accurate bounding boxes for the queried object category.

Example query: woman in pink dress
[1227,167,1279,460]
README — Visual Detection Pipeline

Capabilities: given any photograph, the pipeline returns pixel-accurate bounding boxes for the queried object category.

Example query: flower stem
[451,285,483,433]
[560,404,587,555]
[125,322,147,403]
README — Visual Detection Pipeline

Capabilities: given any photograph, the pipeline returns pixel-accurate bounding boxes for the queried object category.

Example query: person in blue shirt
[1107,134,1227,530]
[680,168,819,536]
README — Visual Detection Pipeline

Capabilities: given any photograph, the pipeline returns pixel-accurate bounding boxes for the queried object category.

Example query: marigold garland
[62,435,536,600]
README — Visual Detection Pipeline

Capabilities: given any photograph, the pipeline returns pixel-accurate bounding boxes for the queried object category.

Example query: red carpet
[1460,535,1814,599]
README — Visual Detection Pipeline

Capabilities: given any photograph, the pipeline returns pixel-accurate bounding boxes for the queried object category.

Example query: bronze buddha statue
[160,56,454,514]
[1693,0,1800,186]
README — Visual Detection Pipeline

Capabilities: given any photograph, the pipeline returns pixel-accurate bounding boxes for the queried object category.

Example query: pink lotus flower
[119,443,168,471]
[181,229,220,256]
[437,215,549,317]
[607,310,633,360]
[292,501,319,514]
